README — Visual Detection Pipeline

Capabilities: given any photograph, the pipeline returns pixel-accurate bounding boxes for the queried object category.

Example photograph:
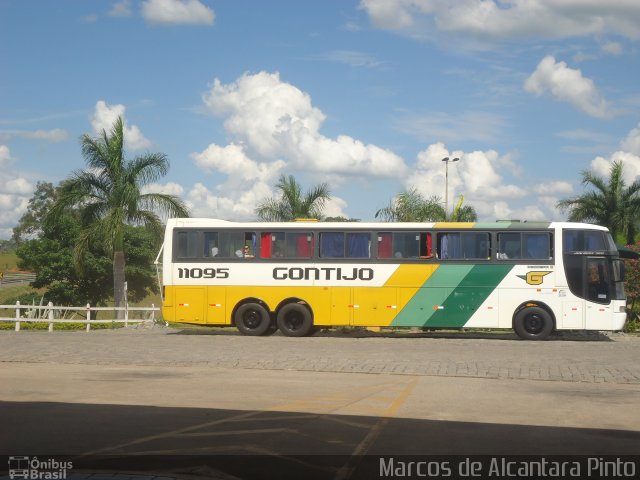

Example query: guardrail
[0,272,36,285]
[0,302,162,332]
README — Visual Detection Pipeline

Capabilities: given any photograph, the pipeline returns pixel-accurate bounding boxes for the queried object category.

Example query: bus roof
[165,218,609,232]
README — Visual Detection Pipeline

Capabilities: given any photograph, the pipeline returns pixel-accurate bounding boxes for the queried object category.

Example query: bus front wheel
[514,306,553,340]
[234,303,272,336]
[277,303,313,337]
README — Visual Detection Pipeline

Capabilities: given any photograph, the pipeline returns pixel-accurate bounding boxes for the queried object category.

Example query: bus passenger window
[377,233,392,258]
[347,233,370,258]
[204,232,218,257]
[438,233,461,259]
[177,231,198,259]
[320,232,345,258]
[286,232,313,258]
[524,233,552,259]
[497,233,521,259]
[420,233,433,258]
[392,232,420,258]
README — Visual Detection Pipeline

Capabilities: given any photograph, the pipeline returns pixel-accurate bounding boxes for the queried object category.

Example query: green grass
[0,251,18,271]
[0,321,124,331]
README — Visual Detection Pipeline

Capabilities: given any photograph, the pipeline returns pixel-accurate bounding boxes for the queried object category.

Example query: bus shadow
[1,400,638,480]
[170,327,615,342]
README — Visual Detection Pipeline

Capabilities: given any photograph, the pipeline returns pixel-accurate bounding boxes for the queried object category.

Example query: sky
[1,0,640,239]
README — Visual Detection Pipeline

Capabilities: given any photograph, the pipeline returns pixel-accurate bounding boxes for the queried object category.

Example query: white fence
[0,272,36,285]
[0,301,162,332]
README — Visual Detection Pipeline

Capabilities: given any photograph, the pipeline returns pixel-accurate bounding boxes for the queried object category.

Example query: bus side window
[377,232,392,258]
[177,231,199,259]
[497,232,521,259]
[420,233,432,258]
[284,232,313,258]
[320,232,345,258]
[390,232,420,258]
[262,232,285,258]
[204,232,218,258]
[347,233,370,258]
[261,232,272,258]
[524,233,552,259]
[438,233,461,259]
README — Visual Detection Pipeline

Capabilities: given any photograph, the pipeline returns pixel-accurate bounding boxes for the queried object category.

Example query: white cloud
[359,0,640,41]
[411,142,526,206]
[191,143,285,183]
[324,196,349,219]
[524,55,612,119]
[590,151,640,184]
[91,100,152,150]
[0,145,34,238]
[407,142,566,221]
[0,129,69,143]
[394,111,506,144]
[5,178,32,195]
[601,41,623,56]
[320,50,383,68]
[621,123,640,155]
[142,0,215,26]
[201,71,407,177]
[532,181,573,195]
[193,71,412,220]
[186,181,272,220]
[0,145,11,167]
[141,182,185,196]
[109,0,132,17]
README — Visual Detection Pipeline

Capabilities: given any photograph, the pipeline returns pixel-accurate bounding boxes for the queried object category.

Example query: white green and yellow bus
[157,218,628,340]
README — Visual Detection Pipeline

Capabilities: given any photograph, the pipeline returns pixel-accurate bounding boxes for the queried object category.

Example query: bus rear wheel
[514,306,553,340]
[277,303,313,337]
[235,303,271,336]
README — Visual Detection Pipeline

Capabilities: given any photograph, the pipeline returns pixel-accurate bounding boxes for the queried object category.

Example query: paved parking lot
[1,327,639,479]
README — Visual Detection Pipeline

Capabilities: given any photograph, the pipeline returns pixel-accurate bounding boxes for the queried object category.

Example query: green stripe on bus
[391,264,513,327]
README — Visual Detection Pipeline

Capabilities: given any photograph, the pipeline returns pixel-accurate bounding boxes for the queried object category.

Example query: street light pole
[441,156,459,215]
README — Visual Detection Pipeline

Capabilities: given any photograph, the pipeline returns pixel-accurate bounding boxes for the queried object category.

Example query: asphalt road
[1,327,639,479]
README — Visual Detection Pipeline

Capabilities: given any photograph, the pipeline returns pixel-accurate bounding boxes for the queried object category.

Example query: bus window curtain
[378,233,392,258]
[321,233,344,258]
[297,234,313,258]
[347,233,369,258]
[261,233,271,258]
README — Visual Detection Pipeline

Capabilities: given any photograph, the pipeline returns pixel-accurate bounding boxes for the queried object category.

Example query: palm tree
[449,194,478,222]
[255,174,331,221]
[557,160,640,244]
[376,189,477,222]
[49,116,189,314]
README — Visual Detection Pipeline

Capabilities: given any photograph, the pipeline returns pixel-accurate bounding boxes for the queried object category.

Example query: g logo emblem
[518,271,551,285]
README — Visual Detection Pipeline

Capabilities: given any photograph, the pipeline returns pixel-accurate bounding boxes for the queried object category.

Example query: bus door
[562,256,612,329]
[584,256,613,329]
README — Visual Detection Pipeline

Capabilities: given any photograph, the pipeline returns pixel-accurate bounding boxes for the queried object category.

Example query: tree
[12,181,57,244]
[557,160,640,244]
[376,189,478,222]
[48,116,189,314]
[449,194,478,222]
[255,174,331,221]
[17,208,158,306]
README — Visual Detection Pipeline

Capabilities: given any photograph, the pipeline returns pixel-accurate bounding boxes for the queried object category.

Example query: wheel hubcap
[244,310,261,329]
[524,314,544,334]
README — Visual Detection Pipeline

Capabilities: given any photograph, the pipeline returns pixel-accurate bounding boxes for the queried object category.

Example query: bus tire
[514,306,553,340]
[234,303,272,336]
[277,303,313,337]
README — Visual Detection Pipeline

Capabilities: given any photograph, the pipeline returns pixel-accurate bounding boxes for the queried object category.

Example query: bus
[156,218,628,340]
